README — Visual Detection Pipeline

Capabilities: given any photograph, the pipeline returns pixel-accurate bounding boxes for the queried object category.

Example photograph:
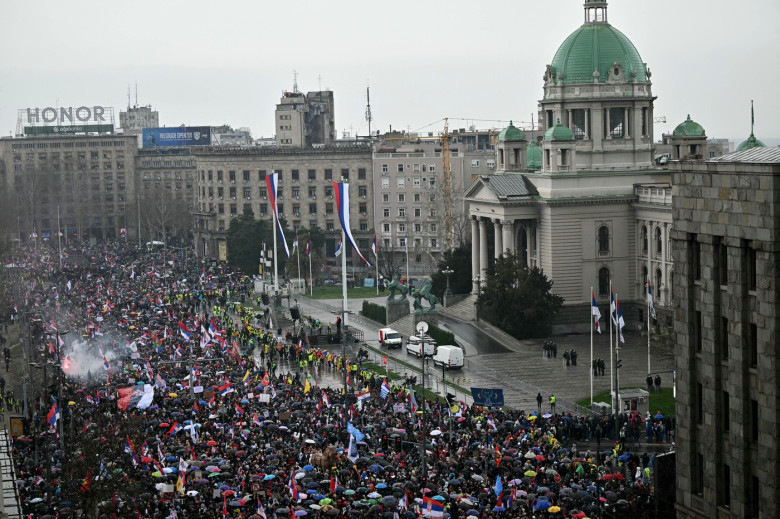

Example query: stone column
[493,220,503,260]
[501,220,514,256]
[479,218,489,278]
[624,107,630,139]
[661,222,668,305]
[585,109,590,140]
[471,217,480,294]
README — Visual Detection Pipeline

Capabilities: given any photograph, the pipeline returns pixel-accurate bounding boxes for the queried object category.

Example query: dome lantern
[584,0,608,24]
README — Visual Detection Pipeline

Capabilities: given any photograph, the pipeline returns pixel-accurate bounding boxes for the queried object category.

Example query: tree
[477,251,564,339]
[429,243,473,300]
[285,226,326,281]
[226,209,268,275]
[134,189,192,245]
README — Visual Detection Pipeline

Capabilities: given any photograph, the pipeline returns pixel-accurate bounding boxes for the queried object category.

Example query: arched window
[598,267,610,296]
[598,226,610,254]
[641,225,648,254]
[655,227,663,257]
[642,266,648,285]
[656,268,663,300]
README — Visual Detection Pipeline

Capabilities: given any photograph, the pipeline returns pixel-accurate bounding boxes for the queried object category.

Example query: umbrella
[368,492,381,499]
[524,470,537,477]
[533,500,551,511]
[295,511,307,517]
[524,451,536,459]
[381,496,397,506]
[654,413,665,419]
[432,496,445,502]
[471,474,484,482]
[542,413,552,418]
[264,475,276,481]
[319,498,333,506]
[344,490,356,496]
[548,505,561,513]
[492,506,506,512]
[303,465,314,471]
[376,483,388,489]
[186,490,199,497]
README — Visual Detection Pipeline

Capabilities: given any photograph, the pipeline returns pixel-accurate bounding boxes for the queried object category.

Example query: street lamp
[442,267,454,307]
[472,277,484,321]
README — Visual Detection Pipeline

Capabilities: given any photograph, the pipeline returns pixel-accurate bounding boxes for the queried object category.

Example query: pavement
[289,294,676,417]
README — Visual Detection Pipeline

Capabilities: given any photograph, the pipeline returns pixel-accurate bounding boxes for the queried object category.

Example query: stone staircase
[439,294,477,322]
[387,314,417,339]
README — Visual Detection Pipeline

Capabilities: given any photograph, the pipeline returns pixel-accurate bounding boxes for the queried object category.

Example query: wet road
[436,315,512,355]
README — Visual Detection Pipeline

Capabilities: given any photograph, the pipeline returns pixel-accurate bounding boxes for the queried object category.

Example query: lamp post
[442,267,454,307]
[472,277,483,321]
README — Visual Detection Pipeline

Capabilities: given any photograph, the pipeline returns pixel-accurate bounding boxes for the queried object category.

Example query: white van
[378,328,403,349]
[406,334,436,357]
[432,345,464,370]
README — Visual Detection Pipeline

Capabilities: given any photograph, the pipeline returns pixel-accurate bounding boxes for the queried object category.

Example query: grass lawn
[577,387,676,417]
[307,286,383,300]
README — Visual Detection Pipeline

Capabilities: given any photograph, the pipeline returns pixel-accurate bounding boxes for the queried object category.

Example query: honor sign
[26,106,109,124]
[19,105,116,136]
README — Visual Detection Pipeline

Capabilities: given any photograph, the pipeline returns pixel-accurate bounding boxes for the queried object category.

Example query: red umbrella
[160,423,170,428]
[141,456,153,464]
[535,455,545,462]
[223,490,235,496]
[207,440,218,447]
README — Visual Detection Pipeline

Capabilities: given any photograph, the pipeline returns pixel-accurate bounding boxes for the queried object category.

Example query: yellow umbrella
[548,506,561,513]
[169,393,178,398]
[524,470,537,477]
[68,401,76,406]
[527,415,537,421]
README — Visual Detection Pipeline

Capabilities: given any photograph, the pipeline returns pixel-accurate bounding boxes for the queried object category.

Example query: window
[399,236,407,248]
[292,205,300,216]
[598,226,610,254]
[723,392,730,432]
[308,169,316,181]
[277,188,284,199]
[718,238,728,285]
[429,164,436,172]
[218,203,225,214]
[341,168,349,180]
[414,208,421,218]
[695,311,702,352]
[749,323,758,367]
[243,187,251,198]
[398,208,405,217]
[413,177,421,188]
[382,178,390,188]
[397,164,404,173]
[383,239,390,248]
[696,382,703,424]
[229,187,236,198]
[383,209,390,218]
[230,204,237,215]
[414,193,421,203]
[431,238,437,248]
[430,224,437,232]
[325,203,333,215]
[470,159,480,168]
[358,168,366,180]
[258,170,266,181]
[243,203,251,213]
[720,316,729,360]
[359,203,367,216]
[308,187,317,197]
[309,204,317,214]
[429,178,436,187]
[326,222,334,231]
[382,194,389,203]
[693,237,701,280]
[751,399,759,442]
[382,164,388,173]
[243,170,250,182]
[571,109,586,139]
[746,244,756,290]
[383,223,390,232]
[360,221,368,231]
[292,187,300,198]
[609,107,625,138]
[259,188,267,198]
[260,204,267,216]
[415,223,421,232]
[217,187,224,198]
[229,171,236,182]
[413,163,420,172]
[291,169,299,181]
[641,225,648,254]
[217,170,223,181]
[721,464,731,508]
[359,186,367,197]
[598,267,610,296]
[655,227,662,256]
[398,194,405,203]
[275,170,283,181]
[324,169,332,180]
[397,177,405,188]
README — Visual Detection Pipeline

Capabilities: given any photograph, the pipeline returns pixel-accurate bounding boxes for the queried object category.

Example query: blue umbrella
[492,506,506,512]
[467,510,479,516]
[303,465,314,471]
[534,500,551,511]
[654,413,665,419]
[166,456,176,462]
[369,464,383,472]
[618,454,631,462]
[314,494,326,501]
[264,475,276,481]
[432,496,445,502]
[306,490,317,495]
[376,483,388,489]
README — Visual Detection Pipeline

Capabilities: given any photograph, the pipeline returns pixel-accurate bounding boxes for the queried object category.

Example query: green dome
[736,133,766,151]
[544,120,574,141]
[497,121,525,142]
[549,21,648,85]
[673,115,706,137]
[527,141,542,171]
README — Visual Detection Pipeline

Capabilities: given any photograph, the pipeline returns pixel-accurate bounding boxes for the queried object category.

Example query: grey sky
[2,0,778,144]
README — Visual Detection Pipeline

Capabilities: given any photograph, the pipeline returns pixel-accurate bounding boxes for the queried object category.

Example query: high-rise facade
[672,146,780,519]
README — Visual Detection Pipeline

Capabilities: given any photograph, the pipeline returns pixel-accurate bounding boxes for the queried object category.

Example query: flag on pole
[333,181,372,266]
[47,402,60,426]
[293,233,299,251]
[404,233,408,253]
[422,496,444,518]
[265,172,290,258]
[305,238,311,256]
[609,285,618,325]
[647,280,656,319]
[321,390,331,408]
[591,290,602,334]
[617,298,625,344]
[179,321,192,341]
[334,237,342,257]
[380,380,391,399]
[371,233,377,257]
[408,390,419,414]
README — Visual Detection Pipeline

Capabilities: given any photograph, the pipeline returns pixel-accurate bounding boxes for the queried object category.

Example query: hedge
[361,301,386,325]
[428,324,456,346]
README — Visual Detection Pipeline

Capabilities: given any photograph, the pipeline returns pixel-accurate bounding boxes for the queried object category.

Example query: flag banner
[591,290,602,334]
[617,299,626,344]
[610,285,618,325]
[371,233,377,257]
[334,237,342,257]
[470,387,505,407]
[648,281,656,319]
[346,434,359,462]
[266,172,290,258]
[333,181,371,266]
[346,422,365,442]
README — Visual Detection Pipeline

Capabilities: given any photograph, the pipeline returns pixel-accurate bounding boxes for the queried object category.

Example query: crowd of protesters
[2,243,667,518]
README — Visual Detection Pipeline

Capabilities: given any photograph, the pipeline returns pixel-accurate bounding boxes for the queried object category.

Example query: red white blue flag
[332,181,371,266]
[591,289,601,334]
[265,172,290,258]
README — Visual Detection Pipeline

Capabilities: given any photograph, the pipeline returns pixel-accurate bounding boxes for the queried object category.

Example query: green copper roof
[527,141,542,170]
[544,120,574,141]
[736,133,766,151]
[549,22,647,85]
[673,115,706,137]
[497,121,525,142]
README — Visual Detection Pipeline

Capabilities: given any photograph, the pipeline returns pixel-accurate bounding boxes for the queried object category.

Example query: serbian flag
[617,298,626,344]
[592,289,602,334]
[371,233,377,257]
[102,356,111,370]
[168,422,182,435]
[179,321,192,341]
[265,172,290,258]
[321,390,331,408]
[257,499,268,519]
[609,284,618,325]
[648,280,657,319]
[219,382,233,396]
[252,412,262,427]
[333,181,371,266]
[293,233,299,251]
[47,402,59,426]
[234,403,245,416]
[422,496,444,517]
[261,371,270,387]
[334,237,342,257]
[209,320,220,337]
[289,470,297,499]
[305,238,312,256]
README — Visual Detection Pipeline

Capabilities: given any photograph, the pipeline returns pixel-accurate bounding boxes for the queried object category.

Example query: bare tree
[133,188,192,245]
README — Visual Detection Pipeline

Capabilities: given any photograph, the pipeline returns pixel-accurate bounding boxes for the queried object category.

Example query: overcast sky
[2,0,778,145]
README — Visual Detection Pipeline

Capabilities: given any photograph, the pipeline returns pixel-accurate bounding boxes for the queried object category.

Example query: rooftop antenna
[318,74,323,92]
[135,81,138,107]
[751,99,755,135]
[127,85,131,108]
[293,70,299,94]
[365,83,373,137]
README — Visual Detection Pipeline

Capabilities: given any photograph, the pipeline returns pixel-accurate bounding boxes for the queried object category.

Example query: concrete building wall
[672,156,780,519]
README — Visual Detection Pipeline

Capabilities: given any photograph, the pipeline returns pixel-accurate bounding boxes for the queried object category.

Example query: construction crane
[653,116,667,124]
[385,119,454,249]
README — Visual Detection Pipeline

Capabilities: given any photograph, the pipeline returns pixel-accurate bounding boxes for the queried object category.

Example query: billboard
[470,387,505,407]
[24,124,114,135]
[142,126,211,147]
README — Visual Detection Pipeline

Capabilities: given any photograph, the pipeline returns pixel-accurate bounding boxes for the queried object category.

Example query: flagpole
[296,236,301,290]
[647,278,651,377]
[309,241,313,297]
[609,281,614,414]
[57,205,62,270]
[272,209,279,293]
[341,227,348,326]
[615,294,621,427]
[405,235,409,286]
[590,286,593,407]
[375,235,379,296]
